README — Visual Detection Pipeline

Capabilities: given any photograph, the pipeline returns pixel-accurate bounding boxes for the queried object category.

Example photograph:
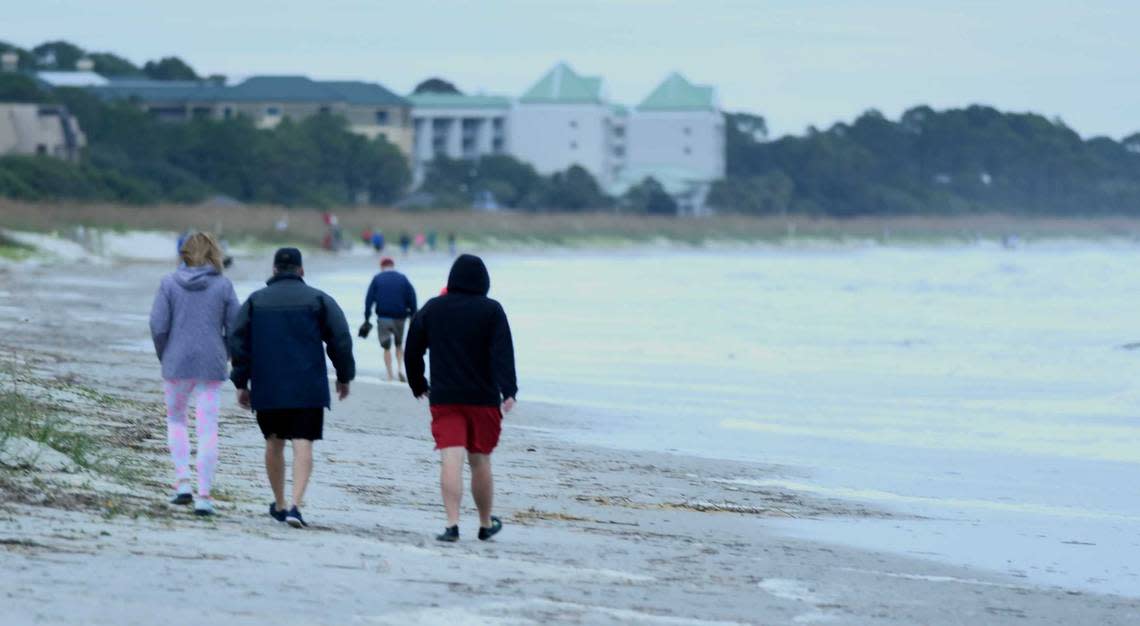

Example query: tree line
[3,38,1140,215]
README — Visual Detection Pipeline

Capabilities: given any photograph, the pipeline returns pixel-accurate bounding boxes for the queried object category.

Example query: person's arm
[319,294,356,387]
[404,277,418,317]
[149,281,171,361]
[404,308,429,398]
[363,276,376,321]
[222,281,240,356]
[228,298,253,391]
[490,303,518,403]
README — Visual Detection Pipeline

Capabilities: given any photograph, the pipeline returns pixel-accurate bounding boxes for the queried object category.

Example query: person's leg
[395,346,405,378]
[468,453,493,528]
[265,436,287,510]
[382,347,393,380]
[162,379,193,491]
[439,447,465,527]
[290,439,314,508]
[193,381,222,498]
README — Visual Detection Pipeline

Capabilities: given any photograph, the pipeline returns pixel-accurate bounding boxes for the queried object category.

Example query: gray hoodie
[149,265,241,381]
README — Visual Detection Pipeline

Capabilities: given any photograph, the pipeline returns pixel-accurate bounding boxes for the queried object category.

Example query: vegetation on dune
[2,39,1140,216]
[713,108,1140,216]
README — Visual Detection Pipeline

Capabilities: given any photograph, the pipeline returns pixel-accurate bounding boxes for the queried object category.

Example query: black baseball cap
[273,247,303,269]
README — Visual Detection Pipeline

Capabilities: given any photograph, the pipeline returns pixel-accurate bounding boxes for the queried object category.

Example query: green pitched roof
[322,80,408,106]
[637,73,716,111]
[408,93,511,109]
[520,63,603,104]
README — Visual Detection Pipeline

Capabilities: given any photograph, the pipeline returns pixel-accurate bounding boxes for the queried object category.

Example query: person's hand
[502,397,516,414]
[236,388,251,410]
[336,382,350,401]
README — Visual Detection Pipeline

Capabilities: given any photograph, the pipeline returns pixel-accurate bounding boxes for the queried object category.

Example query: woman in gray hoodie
[149,232,240,516]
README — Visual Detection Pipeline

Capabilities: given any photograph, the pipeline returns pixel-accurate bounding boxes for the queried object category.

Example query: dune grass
[4,199,1140,247]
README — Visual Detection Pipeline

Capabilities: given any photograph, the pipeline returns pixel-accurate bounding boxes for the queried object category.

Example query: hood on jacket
[446,254,490,295]
[174,264,220,291]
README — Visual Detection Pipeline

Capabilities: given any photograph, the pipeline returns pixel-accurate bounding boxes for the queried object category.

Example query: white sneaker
[194,498,215,517]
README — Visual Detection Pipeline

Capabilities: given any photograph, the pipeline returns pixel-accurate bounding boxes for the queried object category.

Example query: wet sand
[1,257,1137,625]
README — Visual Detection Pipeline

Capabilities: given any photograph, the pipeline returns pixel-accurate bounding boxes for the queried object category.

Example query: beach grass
[5,199,1140,247]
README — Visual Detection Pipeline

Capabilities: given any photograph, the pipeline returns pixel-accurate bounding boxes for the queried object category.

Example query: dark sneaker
[170,483,193,505]
[194,499,215,517]
[285,506,307,528]
[170,492,193,506]
[478,517,502,541]
[269,502,287,523]
[436,525,459,542]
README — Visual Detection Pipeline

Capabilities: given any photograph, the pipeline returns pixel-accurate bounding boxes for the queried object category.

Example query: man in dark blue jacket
[363,256,417,382]
[230,248,355,528]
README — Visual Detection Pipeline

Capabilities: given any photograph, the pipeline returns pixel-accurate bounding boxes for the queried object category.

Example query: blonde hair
[180,231,225,272]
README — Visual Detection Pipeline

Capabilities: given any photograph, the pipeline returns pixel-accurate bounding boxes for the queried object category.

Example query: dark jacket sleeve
[404,307,429,397]
[363,275,376,321]
[490,303,518,400]
[229,298,254,390]
[319,294,356,384]
[148,280,171,361]
[222,281,241,357]
[404,277,418,317]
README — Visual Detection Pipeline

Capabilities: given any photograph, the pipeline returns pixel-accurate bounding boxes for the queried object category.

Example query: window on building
[492,137,504,153]
[684,126,692,135]
[684,146,692,155]
[376,110,389,124]
[613,126,625,138]
[569,120,578,129]
[223,107,233,119]
[570,141,578,150]
[613,146,625,157]
[318,106,331,114]
[265,106,281,116]
[35,144,47,156]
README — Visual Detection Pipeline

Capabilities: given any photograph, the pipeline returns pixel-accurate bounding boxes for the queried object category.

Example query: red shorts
[430,404,502,454]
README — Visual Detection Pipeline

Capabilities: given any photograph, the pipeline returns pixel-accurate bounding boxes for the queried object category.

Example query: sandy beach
[2,250,1138,625]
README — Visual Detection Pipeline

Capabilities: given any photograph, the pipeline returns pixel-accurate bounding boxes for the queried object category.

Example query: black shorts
[257,408,324,441]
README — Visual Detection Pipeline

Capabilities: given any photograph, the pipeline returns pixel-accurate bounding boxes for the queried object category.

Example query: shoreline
[2,256,1138,623]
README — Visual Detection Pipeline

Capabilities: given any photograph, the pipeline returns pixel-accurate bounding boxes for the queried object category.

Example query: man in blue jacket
[230,248,355,528]
[364,256,417,382]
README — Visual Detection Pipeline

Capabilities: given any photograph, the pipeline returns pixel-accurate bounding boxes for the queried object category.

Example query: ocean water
[274,243,1140,596]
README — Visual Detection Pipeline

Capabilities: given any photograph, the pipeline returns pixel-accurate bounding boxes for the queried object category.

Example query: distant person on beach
[405,254,517,542]
[427,231,438,252]
[229,248,355,529]
[149,232,240,517]
[363,256,417,382]
[399,232,412,255]
[371,230,385,252]
[447,232,457,257]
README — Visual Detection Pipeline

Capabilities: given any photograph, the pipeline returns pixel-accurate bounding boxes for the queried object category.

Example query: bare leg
[291,439,314,508]
[265,437,287,510]
[382,347,394,380]
[439,447,465,527]
[468,453,494,528]
[395,345,405,379]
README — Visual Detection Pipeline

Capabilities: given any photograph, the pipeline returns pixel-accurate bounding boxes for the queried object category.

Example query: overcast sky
[6,1,1137,138]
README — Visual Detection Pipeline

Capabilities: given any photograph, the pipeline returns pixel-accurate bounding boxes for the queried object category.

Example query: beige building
[88,76,413,158]
[0,103,86,161]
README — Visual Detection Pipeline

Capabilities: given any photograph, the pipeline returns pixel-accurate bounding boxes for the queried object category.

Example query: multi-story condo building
[408,92,511,183]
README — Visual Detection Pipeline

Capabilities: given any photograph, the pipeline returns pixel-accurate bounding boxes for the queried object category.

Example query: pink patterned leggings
[162,379,222,497]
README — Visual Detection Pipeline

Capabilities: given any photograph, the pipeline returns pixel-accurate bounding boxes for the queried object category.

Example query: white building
[408,63,726,213]
[0,103,86,161]
[621,73,725,214]
[408,93,511,184]
[509,63,625,187]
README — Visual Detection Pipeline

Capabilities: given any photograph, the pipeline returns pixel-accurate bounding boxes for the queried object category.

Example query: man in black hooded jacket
[405,254,517,542]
